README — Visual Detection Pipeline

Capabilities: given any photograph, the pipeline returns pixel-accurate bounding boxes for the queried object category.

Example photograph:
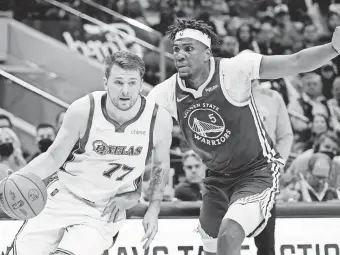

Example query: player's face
[104,65,142,111]
[173,38,210,80]
[183,155,206,183]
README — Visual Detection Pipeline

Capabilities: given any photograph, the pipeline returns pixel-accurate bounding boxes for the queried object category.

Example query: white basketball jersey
[57,91,158,204]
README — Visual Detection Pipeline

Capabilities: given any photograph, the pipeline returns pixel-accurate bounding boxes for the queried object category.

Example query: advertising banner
[24,20,149,63]
[1,218,339,255]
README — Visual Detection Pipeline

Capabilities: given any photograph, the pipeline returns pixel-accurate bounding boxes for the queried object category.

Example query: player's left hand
[332,26,340,54]
[141,205,159,249]
[102,191,140,223]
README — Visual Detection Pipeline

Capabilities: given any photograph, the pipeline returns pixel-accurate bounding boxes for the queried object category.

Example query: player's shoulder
[155,104,173,124]
[222,51,262,66]
[154,74,177,91]
[67,93,94,120]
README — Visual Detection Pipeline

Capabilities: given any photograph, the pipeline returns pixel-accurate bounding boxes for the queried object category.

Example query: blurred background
[1,0,340,212]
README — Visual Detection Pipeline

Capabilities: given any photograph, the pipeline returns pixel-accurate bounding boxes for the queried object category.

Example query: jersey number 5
[103,163,134,180]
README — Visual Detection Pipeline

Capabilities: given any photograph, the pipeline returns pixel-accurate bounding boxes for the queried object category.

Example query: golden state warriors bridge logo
[184,103,231,146]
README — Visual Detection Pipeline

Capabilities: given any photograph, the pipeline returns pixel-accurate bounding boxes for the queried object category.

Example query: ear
[204,48,211,62]
[103,77,108,91]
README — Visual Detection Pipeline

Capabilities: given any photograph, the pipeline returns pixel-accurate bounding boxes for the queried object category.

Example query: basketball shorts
[197,162,281,253]
[10,178,124,255]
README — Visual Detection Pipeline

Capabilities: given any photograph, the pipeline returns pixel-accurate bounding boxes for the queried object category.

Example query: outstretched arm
[259,26,340,80]
[259,43,338,79]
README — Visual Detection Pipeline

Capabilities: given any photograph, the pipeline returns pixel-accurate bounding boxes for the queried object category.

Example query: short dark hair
[167,19,221,46]
[36,123,56,133]
[0,114,12,128]
[104,51,145,80]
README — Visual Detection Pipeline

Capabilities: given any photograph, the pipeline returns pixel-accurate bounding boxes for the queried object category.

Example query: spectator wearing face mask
[28,123,56,162]
[298,153,339,202]
[0,127,26,175]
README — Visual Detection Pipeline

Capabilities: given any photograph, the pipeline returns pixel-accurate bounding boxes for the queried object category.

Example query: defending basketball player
[2,51,172,255]
[147,19,340,255]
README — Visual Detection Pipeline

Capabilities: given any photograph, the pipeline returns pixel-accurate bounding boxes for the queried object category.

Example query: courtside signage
[0,219,339,255]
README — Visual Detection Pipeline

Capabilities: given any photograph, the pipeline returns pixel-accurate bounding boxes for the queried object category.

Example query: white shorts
[10,179,125,255]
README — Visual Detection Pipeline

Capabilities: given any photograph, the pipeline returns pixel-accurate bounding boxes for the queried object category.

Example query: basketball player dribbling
[147,19,340,255]
[3,52,173,255]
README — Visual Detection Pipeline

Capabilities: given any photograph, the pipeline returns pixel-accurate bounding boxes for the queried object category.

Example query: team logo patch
[184,103,231,146]
[92,140,143,156]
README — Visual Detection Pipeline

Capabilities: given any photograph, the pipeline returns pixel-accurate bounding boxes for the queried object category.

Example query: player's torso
[176,58,280,174]
[58,91,157,203]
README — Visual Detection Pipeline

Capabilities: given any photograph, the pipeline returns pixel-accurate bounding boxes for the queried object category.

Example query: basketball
[0,172,47,220]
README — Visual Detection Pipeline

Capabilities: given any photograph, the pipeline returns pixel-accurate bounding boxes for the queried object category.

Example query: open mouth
[120,98,130,101]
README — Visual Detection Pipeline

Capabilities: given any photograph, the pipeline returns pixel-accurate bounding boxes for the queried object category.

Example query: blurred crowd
[1,0,340,208]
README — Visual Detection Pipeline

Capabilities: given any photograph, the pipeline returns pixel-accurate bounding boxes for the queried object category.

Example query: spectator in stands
[327,76,340,131]
[257,21,282,55]
[236,24,260,53]
[284,131,340,185]
[0,114,12,129]
[298,153,339,202]
[302,23,320,49]
[28,123,56,162]
[295,113,330,152]
[174,150,206,201]
[320,62,338,100]
[0,127,26,175]
[218,35,239,58]
[55,111,66,133]
[273,4,302,51]
[288,72,329,142]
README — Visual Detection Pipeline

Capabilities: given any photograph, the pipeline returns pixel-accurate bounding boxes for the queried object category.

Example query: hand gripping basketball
[0,172,47,220]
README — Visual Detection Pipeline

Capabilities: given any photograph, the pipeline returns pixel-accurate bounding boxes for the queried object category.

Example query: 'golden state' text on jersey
[58,91,158,204]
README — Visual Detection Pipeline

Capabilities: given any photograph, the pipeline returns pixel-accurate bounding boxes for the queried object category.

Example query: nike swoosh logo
[177,95,189,102]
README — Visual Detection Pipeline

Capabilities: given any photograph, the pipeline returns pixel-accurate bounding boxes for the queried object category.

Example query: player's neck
[105,96,142,125]
[185,61,210,90]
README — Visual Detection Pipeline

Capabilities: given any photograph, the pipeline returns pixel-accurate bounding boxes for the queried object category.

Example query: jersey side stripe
[249,96,285,164]
[60,93,95,171]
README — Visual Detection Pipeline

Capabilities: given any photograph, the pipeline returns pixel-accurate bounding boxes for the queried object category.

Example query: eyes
[113,80,138,86]
[173,46,194,53]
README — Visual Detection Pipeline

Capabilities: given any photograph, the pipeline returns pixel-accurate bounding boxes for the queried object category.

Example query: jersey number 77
[102,163,134,181]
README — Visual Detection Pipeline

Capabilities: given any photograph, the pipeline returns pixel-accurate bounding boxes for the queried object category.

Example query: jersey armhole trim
[145,104,159,165]
[79,93,95,147]
[219,59,250,107]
